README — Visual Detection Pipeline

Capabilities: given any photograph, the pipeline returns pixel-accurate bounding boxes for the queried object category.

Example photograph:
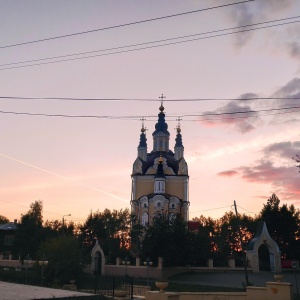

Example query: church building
[130,100,189,226]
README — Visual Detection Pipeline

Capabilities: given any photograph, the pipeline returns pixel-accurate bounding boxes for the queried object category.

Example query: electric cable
[1,14,298,68]
[0,0,254,49]
[0,105,298,120]
[0,96,300,101]
[1,19,299,71]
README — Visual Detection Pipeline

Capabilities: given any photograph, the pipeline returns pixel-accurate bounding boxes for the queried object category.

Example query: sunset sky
[1,0,300,224]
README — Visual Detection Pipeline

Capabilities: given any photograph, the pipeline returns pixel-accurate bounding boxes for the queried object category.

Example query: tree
[78,208,131,263]
[43,219,75,241]
[259,193,300,259]
[39,235,83,285]
[193,215,217,260]
[14,200,44,260]
[0,215,9,224]
[141,214,192,267]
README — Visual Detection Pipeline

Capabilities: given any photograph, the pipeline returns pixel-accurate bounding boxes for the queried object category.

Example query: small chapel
[130,99,189,226]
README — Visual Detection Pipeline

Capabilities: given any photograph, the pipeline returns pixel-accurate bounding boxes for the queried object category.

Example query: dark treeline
[1,193,300,285]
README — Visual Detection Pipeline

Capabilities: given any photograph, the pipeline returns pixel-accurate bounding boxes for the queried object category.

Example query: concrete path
[0,281,94,300]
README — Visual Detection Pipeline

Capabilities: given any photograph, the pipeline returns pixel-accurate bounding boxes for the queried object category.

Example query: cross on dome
[176,117,182,133]
[140,117,146,133]
[159,94,166,112]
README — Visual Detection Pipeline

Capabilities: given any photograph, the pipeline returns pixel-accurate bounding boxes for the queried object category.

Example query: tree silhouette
[14,200,44,260]
[259,193,300,259]
[0,215,9,224]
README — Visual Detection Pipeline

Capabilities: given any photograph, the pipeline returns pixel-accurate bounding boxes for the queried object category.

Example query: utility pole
[234,200,250,286]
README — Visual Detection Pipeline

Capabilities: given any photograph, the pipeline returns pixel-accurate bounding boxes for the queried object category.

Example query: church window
[169,213,176,225]
[141,212,148,226]
[143,203,148,208]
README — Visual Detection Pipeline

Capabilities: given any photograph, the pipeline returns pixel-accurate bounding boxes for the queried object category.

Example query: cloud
[272,77,300,99]
[218,170,239,177]
[227,0,297,49]
[218,138,300,201]
[270,77,300,124]
[201,95,263,133]
[238,160,300,200]
[263,141,300,160]
[199,77,300,133]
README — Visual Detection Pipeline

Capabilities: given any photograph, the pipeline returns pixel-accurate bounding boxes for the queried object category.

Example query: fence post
[131,277,134,299]
[112,277,115,298]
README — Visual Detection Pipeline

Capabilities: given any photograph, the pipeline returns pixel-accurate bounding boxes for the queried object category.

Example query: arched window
[169,213,176,225]
[141,212,148,226]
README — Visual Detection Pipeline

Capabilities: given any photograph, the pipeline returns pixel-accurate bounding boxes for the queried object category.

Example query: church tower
[131,98,189,226]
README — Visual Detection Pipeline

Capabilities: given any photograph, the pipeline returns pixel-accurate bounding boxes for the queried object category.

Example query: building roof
[0,222,18,231]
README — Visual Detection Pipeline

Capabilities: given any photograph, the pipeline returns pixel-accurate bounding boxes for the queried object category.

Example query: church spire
[137,117,147,161]
[152,94,170,152]
[174,117,184,160]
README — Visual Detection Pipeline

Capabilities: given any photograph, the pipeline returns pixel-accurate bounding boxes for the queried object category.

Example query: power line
[2,14,298,68]
[2,19,299,71]
[0,0,254,49]
[1,96,300,101]
[190,205,232,213]
[0,105,299,120]
[237,205,259,215]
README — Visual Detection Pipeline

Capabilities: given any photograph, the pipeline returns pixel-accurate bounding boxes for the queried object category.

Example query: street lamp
[122,256,130,277]
[143,257,153,287]
[62,214,71,227]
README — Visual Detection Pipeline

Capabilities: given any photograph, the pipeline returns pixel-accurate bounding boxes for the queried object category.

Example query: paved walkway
[0,281,94,300]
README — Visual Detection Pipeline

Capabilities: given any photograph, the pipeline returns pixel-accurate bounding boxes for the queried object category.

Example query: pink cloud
[238,160,300,200]
[218,170,239,177]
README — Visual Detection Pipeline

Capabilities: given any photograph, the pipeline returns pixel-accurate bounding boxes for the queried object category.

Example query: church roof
[175,127,183,148]
[138,130,147,148]
[142,150,179,175]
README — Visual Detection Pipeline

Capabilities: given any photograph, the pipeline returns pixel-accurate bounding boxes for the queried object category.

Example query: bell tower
[131,95,189,226]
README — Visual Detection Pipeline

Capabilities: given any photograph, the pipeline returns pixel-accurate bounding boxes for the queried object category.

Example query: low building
[0,220,18,259]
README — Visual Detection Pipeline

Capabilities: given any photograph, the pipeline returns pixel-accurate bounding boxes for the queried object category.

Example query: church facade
[130,102,189,226]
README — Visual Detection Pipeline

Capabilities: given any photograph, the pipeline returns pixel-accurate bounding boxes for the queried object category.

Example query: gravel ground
[0,281,94,300]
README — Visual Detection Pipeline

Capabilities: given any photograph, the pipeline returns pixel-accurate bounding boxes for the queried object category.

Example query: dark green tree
[259,193,300,259]
[39,235,83,286]
[141,214,192,267]
[78,208,131,263]
[43,219,75,241]
[14,200,44,260]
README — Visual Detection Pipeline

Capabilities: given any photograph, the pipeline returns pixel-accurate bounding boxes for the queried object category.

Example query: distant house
[0,220,18,259]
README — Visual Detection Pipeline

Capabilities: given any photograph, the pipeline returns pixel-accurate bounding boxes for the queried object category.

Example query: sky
[0,0,300,224]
